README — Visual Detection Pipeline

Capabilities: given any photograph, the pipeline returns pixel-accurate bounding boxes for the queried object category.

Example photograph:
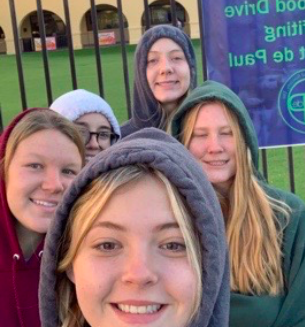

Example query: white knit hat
[50,89,121,139]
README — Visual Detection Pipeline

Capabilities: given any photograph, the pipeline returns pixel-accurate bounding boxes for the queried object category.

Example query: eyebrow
[92,221,180,232]
[148,49,184,55]
[153,222,180,232]
[75,122,111,131]
[194,125,231,131]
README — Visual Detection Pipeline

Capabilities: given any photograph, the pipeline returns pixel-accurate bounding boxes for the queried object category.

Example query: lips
[156,80,178,88]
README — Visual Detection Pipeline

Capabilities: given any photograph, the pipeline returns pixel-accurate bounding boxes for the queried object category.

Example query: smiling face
[69,175,196,327]
[75,113,112,163]
[188,103,237,194]
[146,38,191,113]
[6,129,82,243]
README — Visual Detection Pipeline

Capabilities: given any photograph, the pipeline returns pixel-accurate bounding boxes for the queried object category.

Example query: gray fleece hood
[39,128,229,327]
[121,24,197,137]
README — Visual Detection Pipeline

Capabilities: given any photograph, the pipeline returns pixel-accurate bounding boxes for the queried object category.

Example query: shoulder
[120,119,140,138]
[263,183,305,212]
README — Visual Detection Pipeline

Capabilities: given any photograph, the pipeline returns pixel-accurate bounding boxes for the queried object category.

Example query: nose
[41,169,64,193]
[86,133,100,150]
[206,135,224,153]
[159,56,174,75]
[121,248,158,287]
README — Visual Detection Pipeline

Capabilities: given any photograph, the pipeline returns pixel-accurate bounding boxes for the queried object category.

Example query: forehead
[149,37,183,53]
[75,113,111,130]
[195,102,231,127]
[12,129,80,161]
[94,175,177,230]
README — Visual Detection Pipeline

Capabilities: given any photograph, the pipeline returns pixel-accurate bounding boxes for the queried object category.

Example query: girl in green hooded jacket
[170,80,305,327]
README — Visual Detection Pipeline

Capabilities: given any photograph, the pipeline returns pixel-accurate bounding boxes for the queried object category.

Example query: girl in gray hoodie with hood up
[39,128,229,327]
[121,24,197,137]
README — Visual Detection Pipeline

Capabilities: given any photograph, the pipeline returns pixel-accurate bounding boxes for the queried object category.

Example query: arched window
[27,11,66,37]
[142,0,186,26]
[85,5,128,31]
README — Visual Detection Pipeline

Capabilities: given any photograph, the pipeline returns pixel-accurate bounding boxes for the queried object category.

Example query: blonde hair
[2,109,85,178]
[56,165,202,327]
[180,101,290,295]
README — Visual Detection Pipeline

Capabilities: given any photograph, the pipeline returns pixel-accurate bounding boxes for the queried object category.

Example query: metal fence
[3,0,302,194]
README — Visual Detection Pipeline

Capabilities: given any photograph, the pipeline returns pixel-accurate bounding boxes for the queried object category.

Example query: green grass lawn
[1,40,305,200]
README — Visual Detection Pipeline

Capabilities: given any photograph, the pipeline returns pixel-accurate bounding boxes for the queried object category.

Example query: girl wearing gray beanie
[121,25,197,137]
[39,128,229,327]
[50,89,121,164]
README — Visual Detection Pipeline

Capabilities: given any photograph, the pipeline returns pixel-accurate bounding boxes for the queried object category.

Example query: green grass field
[1,40,305,200]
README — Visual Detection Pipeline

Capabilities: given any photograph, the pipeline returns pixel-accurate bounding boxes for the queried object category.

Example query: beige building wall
[0,0,199,55]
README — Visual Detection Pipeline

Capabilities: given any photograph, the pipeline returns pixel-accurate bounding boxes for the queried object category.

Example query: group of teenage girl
[1,24,304,327]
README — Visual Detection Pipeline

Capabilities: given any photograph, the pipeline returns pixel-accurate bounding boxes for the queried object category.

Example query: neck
[14,221,44,259]
[213,183,233,223]
[160,102,178,114]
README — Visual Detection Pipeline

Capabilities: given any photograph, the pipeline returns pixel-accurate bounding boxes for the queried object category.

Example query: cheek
[188,141,204,159]
[164,261,197,317]
[73,256,114,302]
[180,65,191,87]
[146,69,153,88]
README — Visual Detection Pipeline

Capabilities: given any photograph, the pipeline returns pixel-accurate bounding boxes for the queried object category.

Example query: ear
[66,266,75,284]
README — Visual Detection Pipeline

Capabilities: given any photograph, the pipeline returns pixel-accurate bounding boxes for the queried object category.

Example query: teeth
[32,199,57,207]
[117,304,161,314]
[206,161,227,166]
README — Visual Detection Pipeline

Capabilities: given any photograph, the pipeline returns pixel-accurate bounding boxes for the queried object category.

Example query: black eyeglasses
[77,126,117,148]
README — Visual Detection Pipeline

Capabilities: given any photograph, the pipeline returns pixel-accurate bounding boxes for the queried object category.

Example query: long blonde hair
[180,101,290,295]
[56,165,202,327]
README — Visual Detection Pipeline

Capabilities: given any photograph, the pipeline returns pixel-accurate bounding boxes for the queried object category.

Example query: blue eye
[160,242,186,252]
[27,163,43,169]
[221,131,233,136]
[173,56,183,61]
[97,242,122,252]
[192,133,207,138]
[62,168,77,176]
[147,59,156,64]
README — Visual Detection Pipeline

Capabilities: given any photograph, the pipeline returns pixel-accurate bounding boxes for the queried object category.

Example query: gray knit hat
[121,24,197,136]
[50,89,121,139]
[39,128,229,327]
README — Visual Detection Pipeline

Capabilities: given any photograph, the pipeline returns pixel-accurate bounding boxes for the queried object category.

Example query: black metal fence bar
[261,149,269,181]
[287,147,295,193]
[143,0,151,30]
[117,0,131,118]
[90,0,104,97]
[36,0,53,105]
[8,0,27,110]
[63,0,78,90]
[5,0,299,194]
[170,0,178,27]
[196,0,208,80]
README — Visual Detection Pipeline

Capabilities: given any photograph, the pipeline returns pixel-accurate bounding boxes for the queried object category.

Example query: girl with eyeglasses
[51,89,121,164]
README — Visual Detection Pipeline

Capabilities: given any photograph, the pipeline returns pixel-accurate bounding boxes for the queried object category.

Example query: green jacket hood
[171,80,259,169]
